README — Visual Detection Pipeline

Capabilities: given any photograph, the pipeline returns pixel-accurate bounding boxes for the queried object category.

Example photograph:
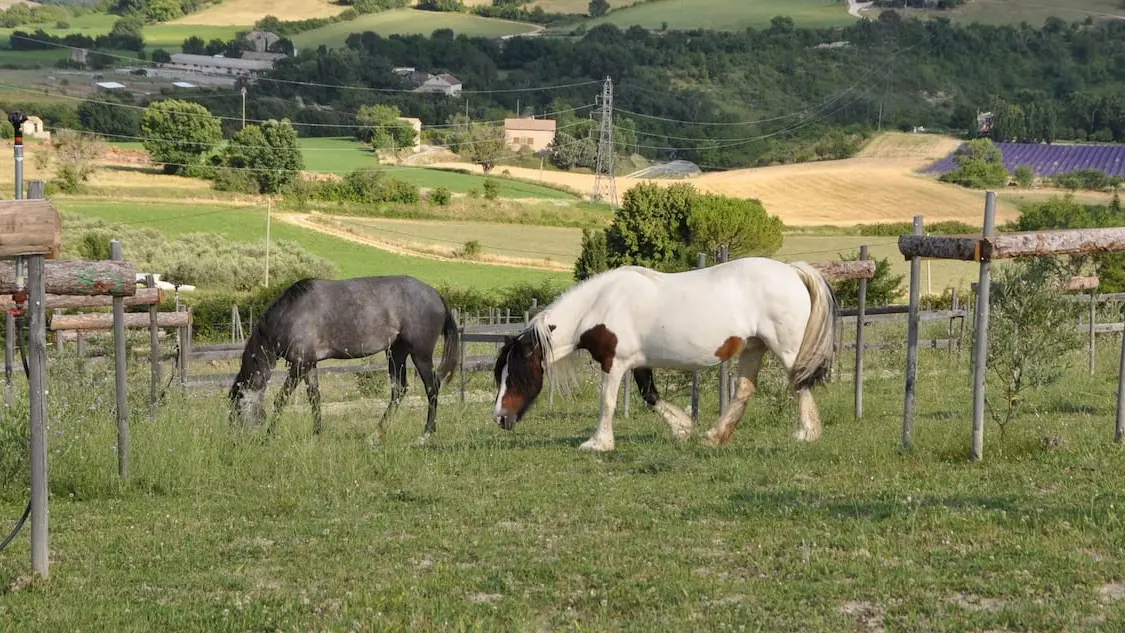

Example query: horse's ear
[548,324,557,333]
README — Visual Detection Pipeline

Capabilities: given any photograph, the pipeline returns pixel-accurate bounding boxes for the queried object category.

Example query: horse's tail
[787,261,838,392]
[436,299,461,384]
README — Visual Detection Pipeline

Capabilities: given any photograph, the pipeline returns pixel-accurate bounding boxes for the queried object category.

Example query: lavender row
[922,142,1125,178]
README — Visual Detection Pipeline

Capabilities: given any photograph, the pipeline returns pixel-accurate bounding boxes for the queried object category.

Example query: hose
[0,310,32,554]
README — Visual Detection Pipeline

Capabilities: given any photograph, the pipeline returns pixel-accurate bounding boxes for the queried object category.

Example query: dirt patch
[840,600,885,633]
[1098,582,1125,603]
[949,592,1005,612]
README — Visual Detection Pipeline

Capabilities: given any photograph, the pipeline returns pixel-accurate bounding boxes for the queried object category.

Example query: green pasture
[4,315,1125,629]
[297,138,578,200]
[291,8,537,49]
[873,0,1124,26]
[588,0,856,30]
[54,199,565,289]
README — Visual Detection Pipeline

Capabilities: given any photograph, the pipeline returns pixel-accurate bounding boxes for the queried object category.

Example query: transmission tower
[591,76,617,208]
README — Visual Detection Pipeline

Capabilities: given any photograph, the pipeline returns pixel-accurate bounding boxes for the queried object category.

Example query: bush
[454,240,482,259]
[435,279,567,315]
[1013,165,1035,188]
[574,227,608,281]
[939,138,1009,189]
[430,186,451,206]
[984,257,1085,437]
[1052,169,1122,192]
[482,178,500,200]
[282,169,420,206]
[829,252,906,308]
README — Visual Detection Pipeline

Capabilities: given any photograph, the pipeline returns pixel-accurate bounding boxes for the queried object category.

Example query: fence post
[111,240,129,479]
[902,216,924,451]
[1089,289,1097,375]
[970,192,998,462]
[453,309,465,404]
[147,274,160,419]
[718,246,730,415]
[691,252,707,421]
[1116,302,1125,442]
[27,253,49,578]
[854,245,868,419]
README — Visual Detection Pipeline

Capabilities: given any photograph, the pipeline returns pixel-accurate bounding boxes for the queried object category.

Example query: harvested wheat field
[170,0,344,25]
[433,132,1019,226]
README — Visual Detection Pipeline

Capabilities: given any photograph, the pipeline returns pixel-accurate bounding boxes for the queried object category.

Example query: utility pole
[241,86,247,129]
[265,197,271,288]
[591,76,617,208]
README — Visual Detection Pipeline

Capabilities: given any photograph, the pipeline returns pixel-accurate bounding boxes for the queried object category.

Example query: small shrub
[483,178,500,200]
[468,188,481,199]
[984,257,1085,438]
[455,240,482,259]
[430,186,452,206]
[1013,165,1035,188]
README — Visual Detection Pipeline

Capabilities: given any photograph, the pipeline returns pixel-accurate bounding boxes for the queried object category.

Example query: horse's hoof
[578,438,614,452]
[414,433,432,447]
[701,430,724,447]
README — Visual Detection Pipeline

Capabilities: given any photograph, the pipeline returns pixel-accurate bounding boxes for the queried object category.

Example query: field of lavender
[924,141,1125,178]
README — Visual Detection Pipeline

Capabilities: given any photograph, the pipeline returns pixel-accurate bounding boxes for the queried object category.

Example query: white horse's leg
[579,364,628,452]
[704,341,765,446]
[795,388,823,442]
[632,368,693,441]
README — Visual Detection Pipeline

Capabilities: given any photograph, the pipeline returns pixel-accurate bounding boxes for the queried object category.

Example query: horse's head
[492,325,554,430]
[228,379,265,427]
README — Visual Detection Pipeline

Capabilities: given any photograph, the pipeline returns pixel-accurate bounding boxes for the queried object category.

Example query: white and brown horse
[491,257,838,451]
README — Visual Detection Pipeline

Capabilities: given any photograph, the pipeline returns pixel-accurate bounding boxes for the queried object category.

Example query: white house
[414,73,463,97]
[166,53,276,77]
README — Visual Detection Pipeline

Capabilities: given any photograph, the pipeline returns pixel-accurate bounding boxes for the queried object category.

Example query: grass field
[170,0,345,25]
[0,15,243,55]
[297,138,578,200]
[54,199,566,289]
[869,0,1125,25]
[588,0,857,30]
[291,8,537,48]
[5,309,1125,629]
[530,0,636,13]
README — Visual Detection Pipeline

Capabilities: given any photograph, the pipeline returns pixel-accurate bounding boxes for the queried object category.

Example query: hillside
[170,0,345,25]
[588,0,856,30]
[866,0,1125,25]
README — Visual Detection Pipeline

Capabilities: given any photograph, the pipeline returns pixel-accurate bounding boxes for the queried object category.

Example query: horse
[490,257,838,451]
[228,275,461,444]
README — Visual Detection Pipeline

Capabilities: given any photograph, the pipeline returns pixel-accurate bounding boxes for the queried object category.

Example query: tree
[355,104,417,152]
[686,194,783,262]
[49,129,105,193]
[182,35,205,54]
[588,0,610,17]
[605,182,697,272]
[78,92,141,138]
[939,138,1008,189]
[549,130,596,170]
[220,119,303,194]
[574,227,608,281]
[151,48,171,63]
[454,122,506,173]
[984,257,1084,438]
[140,99,222,175]
[830,253,905,308]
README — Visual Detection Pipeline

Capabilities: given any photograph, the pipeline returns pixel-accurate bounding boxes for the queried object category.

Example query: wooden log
[898,234,980,261]
[988,227,1125,260]
[0,199,61,259]
[0,260,136,296]
[1066,276,1100,292]
[50,311,191,331]
[0,287,163,311]
[811,259,876,280]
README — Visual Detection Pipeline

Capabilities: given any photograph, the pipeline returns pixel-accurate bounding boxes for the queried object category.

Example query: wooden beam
[0,199,61,259]
[811,259,876,280]
[0,287,163,311]
[50,311,191,331]
[0,260,136,296]
[988,227,1125,260]
[897,234,980,261]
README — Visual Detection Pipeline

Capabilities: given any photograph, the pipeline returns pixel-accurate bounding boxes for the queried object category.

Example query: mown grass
[291,9,536,49]
[3,325,1125,630]
[872,0,1124,26]
[588,0,855,30]
[54,198,567,289]
[297,138,578,200]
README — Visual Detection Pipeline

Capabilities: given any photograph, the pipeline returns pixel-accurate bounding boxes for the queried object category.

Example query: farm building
[20,115,48,140]
[504,117,557,152]
[165,54,277,77]
[414,73,463,97]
